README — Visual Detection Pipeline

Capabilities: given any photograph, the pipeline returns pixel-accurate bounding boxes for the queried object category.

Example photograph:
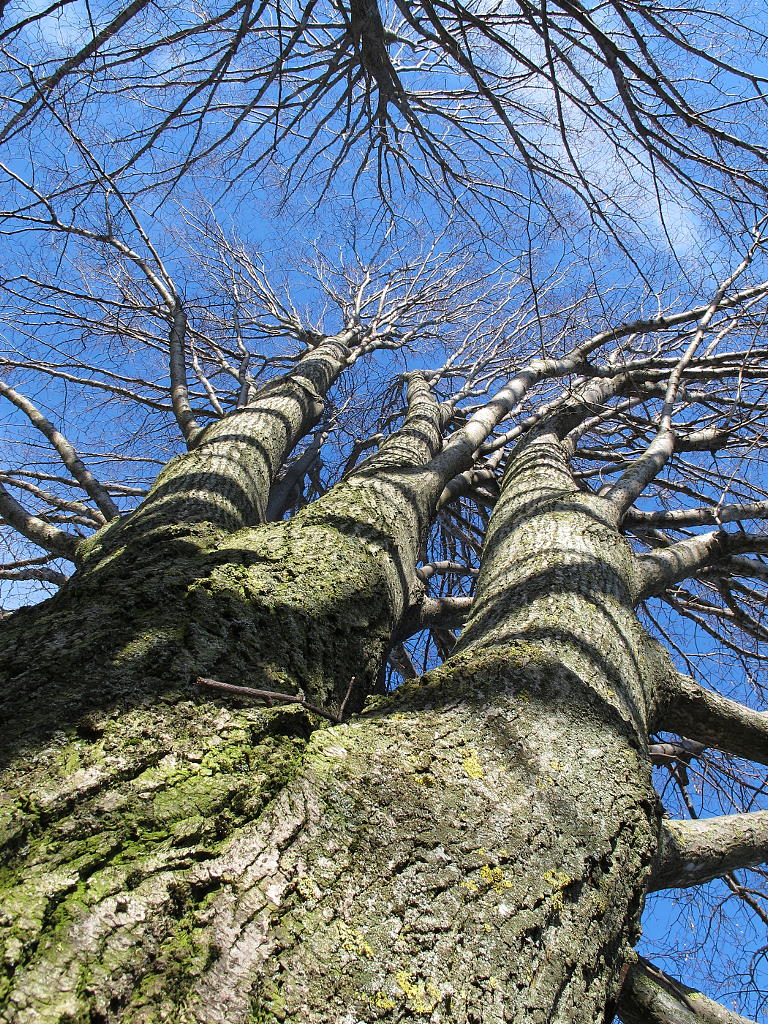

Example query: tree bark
[115,333,355,539]
[0,423,667,1022]
[660,673,768,764]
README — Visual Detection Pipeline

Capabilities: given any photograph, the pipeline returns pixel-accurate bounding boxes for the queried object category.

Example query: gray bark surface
[651,811,768,890]
[662,674,768,764]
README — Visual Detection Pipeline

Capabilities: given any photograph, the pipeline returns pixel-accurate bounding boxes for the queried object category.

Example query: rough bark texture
[1,377,445,761]
[0,421,667,1023]
[117,335,354,538]
[0,656,657,1024]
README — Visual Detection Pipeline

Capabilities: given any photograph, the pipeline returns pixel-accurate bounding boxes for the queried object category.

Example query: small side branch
[415,561,479,583]
[0,565,68,586]
[398,595,473,640]
[637,531,728,599]
[388,642,418,680]
[196,676,343,724]
[437,448,504,509]
[618,958,759,1024]
[649,738,706,767]
[0,379,120,520]
[650,810,768,890]
[0,482,80,561]
[169,303,204,448]
[266,420,334,521]
[662,673,768,764]
[626,500,768,529]
[606,229,766,519]
[637,531,768,600]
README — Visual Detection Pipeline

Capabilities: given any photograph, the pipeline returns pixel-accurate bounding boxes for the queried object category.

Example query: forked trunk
[0,429,662,1023]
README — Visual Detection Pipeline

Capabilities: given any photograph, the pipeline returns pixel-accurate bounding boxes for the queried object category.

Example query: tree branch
[196,675,343,723]
[0,378,120,520]
[0,0,154,143]
[168,303,205,447]
[0,481,80,561]
[618,958,759,1024]
[650,810,768,890]
[398,594,472,640]
[265,427,328,521]
[662,673,768,764]
[626,501,768,529]
[348,372,448,476]
[0,565,68,586]
[637,531,768,600]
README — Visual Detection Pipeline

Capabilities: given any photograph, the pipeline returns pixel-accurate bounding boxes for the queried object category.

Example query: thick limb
[660,673,768,764]
[618,959,759,1024]
[398,594,473,639]
[0,373,450,771]
[0,481,80,561]
[651,811,768,890]
[0,378,120,520]
[113,333,356,542]
[637,531,768,600]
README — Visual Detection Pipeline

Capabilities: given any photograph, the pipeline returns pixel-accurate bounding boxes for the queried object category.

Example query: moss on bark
[0,427,666,1023]
[0,696,318,1023]
[3,646,658,1023]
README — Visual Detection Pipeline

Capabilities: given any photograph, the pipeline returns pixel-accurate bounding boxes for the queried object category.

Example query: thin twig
[337,675,356,721]
[196,675,342,723]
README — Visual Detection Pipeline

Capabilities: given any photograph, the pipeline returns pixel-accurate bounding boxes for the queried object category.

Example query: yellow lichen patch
[337,921,373,958]
[462,750,484,780]
[480,864,513,894]
[544,869,571,890]
[295,874,321,901]
[548,760,563,772]
[394,971,441,1015]
[460,880,479,893]
[370,992,396,1011]
[543,869,572,912]
[593,893,609,915]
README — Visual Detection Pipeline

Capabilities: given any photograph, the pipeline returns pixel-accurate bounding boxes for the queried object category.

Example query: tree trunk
[0,428,664,1023]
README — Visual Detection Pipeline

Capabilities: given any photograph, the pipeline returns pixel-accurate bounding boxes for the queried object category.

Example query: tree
[0,2,767,1023]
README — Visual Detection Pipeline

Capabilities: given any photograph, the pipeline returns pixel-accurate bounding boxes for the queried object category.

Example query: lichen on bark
[0,419,670,1023]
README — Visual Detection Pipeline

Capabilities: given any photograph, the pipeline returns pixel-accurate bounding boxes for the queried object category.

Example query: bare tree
[0,195,766,1019]
[2,0,768,235]
[1,1,768,1022]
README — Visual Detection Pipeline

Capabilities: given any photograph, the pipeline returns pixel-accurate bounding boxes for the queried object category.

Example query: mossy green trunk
[1,429,661,1023]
